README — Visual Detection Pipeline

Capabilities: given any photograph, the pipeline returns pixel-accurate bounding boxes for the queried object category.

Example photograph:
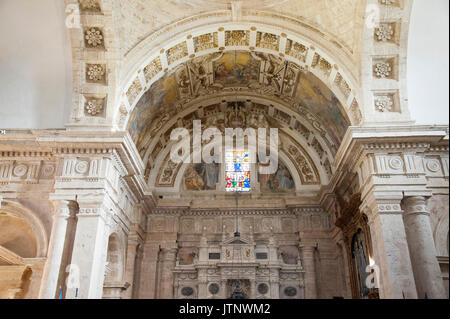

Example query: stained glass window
[225,151,251,192]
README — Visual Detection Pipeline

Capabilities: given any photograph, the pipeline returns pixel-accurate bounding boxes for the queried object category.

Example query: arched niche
[0,201,48,258]
[104,233,125,284]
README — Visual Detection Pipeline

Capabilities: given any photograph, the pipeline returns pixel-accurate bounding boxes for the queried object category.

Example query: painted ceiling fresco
[127,51,349,155]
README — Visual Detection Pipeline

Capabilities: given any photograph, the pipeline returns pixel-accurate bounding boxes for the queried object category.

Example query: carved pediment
[223,236,252,245]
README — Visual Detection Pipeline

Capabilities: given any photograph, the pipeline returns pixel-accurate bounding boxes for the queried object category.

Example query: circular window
[209,283,220,295]
[181,287,194,297]
[284,286,297,297]
[258,283,269,295]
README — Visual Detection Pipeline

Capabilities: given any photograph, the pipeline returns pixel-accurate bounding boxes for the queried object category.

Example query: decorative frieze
[334,73,351,98]
[225,30,250,47]
[311,53,332,77]
[193,33,219,52]
[0,161,56,183]
[167,42,188,65]
[126,77,143,105]
[424,158,442,174]
[143,57,163,83]
[285,40,308,62]
[287,145,318,185]
[256,32,280,51]
[61,157,103,178]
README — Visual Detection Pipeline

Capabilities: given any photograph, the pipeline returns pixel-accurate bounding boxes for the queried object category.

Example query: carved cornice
[148,206,328,217]
[334,125,449,170]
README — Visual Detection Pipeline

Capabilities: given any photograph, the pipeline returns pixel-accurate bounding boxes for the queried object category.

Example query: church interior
[0,0,448,300]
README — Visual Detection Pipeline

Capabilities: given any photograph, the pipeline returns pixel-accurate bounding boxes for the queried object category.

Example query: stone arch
[142,98,332,189]
[137,93,337,166]
[0,200,48,258]
[148,128,326,196]
[116,20,364,132]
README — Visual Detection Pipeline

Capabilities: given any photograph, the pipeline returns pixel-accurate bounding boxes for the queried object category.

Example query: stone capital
[362,191,404,222]
[402,196,430,217]
[50,199,78,219]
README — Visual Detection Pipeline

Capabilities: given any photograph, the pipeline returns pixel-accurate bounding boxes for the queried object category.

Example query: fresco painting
[127,74,178,148]
[185,162,219,191]
[127,51,350,160]
[259,163,295,193]
[214,51,260,86]
[296,72,349,145]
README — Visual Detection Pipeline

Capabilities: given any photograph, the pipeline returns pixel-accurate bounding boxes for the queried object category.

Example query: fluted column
[39,200,75,299]
[158,247,178,299]
[402,196,446,299]
[300,245,317,299]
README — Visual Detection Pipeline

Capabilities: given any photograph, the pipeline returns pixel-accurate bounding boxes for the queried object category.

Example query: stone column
[158,247,178,299]
[137,242,160,298]
[39,200,75,299]
[300,245,317,299]
[402,196,447,299]
[365,197,417,299]
[120,236,141,299]
[65,203,109,299]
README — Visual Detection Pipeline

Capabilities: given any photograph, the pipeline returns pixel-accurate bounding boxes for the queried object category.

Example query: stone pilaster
[39,200,76,299]
[300,245,317,299]
[220,279,228,299]
[197,269,208,299]
[137,242,160,298]
[65,201,110,299]
[158,247,178,299]
[250,278,256,299]
[269,269,280,299]
[402,196,447,299]
[364,195,417,299]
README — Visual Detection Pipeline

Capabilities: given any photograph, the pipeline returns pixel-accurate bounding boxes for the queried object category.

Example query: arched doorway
[335,194,378,299]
